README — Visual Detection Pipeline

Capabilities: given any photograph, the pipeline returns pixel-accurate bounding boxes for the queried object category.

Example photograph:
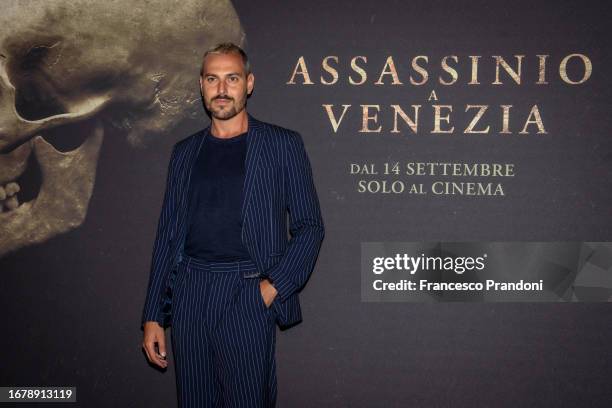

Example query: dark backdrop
[1,0,610,407]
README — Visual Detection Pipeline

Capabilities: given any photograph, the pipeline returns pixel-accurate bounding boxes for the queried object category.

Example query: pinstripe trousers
[171,252,277,408]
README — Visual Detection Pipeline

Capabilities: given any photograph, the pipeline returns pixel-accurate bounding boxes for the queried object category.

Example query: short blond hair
[200,42,250,76]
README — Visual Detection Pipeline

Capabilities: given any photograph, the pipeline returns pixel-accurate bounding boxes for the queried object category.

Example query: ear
[247,73,255,96]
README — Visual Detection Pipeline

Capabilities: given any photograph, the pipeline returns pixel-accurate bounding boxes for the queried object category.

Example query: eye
[228,76,239,82]
[206,77,216,83]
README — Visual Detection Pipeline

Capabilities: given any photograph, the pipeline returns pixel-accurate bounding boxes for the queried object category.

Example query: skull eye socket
[7,40,68,121]
[20,44,52,70]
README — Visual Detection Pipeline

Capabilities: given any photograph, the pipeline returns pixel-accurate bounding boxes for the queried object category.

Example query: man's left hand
[259,278,278,308]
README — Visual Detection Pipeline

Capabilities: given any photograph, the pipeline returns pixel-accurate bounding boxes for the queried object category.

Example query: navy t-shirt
[184,130,251,261]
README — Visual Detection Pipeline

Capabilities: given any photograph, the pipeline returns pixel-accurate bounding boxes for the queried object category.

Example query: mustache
[213,95,233,101]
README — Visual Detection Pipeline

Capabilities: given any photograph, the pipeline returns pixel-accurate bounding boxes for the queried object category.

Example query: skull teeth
[4,195,18,210]
[0,182,21,212]
[4,181,20,196]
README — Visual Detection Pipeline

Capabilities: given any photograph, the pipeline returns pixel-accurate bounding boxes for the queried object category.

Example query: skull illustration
[0,0,245,257]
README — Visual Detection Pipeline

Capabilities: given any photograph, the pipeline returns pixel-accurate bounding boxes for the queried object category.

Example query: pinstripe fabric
[141,112,325,330]
[171,254,277,408]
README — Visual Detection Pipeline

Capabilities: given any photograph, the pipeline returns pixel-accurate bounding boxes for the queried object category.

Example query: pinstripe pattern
[171,254,277,407]
[141,112,325,329]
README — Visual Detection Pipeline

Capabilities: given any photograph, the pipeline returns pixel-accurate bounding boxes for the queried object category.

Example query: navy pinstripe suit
[141,113,324,406]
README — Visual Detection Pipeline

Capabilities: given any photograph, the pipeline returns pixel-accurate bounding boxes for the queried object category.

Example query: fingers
[142,331,168,369]
[259,280,273,308]
[144,339,168,368]
[158,336,167,362]
[143,341,153,362]
[258,280,269,307]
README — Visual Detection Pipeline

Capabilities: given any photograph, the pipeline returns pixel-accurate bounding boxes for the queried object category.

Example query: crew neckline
[208,130,248,143]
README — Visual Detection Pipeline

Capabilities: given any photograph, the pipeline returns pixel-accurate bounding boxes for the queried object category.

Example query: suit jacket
[141,113,325,329]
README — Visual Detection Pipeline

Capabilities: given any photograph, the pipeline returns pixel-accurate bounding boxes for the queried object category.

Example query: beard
[206,94,246,120]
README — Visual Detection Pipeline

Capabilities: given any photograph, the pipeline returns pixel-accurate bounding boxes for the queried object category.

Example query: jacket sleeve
[265,131,325,302]
[140,145,179,327]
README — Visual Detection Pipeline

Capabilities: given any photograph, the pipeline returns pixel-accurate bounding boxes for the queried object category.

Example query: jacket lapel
[174,127,208,257]
[240,113,265,225]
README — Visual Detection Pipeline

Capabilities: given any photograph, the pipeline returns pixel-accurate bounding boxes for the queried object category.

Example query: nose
[217,79,227,95]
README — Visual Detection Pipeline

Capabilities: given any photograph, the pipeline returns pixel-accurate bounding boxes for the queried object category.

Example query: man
[140,42,324,408]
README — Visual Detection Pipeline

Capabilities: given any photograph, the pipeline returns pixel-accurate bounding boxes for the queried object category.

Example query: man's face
[199,52,254,120]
